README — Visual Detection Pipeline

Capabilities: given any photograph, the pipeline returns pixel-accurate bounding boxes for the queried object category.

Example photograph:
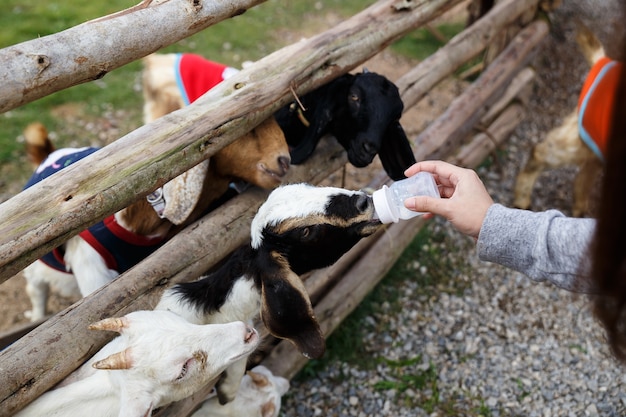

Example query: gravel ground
[279,6,626,417]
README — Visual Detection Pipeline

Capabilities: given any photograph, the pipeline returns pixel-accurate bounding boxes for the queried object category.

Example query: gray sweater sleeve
[476,204,596,293]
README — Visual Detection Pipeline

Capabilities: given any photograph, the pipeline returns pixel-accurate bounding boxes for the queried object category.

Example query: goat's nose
[356,193,371,213]
[278,155,291,173]
[244,325,257,343]
[362,141,376,154]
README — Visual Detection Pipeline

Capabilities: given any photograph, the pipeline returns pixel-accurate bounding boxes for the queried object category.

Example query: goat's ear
[378,121,417,181]
[162,159,210,225]
[260,252,325,359]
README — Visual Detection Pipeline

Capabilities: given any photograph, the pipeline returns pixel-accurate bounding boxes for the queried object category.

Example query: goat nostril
[244,326,256,343]
[362,142,376,154]
[278,155,291,172]
[356,194,370,213]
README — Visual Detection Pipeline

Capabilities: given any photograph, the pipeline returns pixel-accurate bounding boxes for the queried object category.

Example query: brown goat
[142,53,290,224]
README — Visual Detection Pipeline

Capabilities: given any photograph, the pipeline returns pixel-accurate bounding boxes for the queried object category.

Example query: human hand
[403,160,493,239]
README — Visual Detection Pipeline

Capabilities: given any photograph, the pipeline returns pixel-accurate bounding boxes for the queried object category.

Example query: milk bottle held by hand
[372,172,440,223]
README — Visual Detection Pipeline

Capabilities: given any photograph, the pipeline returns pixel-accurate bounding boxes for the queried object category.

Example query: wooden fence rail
[0,0,548,414]
[0,0,268,114]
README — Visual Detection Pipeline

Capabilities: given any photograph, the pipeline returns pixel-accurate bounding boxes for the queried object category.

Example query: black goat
[275,70,416,180]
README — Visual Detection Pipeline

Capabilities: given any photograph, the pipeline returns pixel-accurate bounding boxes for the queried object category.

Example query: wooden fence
[0,0,549,414]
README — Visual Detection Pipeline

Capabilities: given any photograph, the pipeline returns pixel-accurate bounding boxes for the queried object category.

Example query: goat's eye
[176,359,191,381]
[349,93,359,102]
[301,227,310,239]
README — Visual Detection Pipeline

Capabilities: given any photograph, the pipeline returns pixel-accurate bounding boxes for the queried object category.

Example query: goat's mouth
[347,147,377,168]
[258,162,289,185]
[358,219,383,236]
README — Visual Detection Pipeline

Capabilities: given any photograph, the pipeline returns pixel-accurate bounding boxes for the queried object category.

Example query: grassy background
[0,0,462,195]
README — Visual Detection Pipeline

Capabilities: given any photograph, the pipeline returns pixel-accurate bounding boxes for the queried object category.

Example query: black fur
[173,246,259,314]
[275,70,416,180]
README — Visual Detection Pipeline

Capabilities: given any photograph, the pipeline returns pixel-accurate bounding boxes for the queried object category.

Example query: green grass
[390,22,466,60]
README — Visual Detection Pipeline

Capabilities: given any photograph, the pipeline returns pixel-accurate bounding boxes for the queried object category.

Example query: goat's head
[160,117,290,226]
[250,183,382,358]
[337,71,416,180]
[88,310,259,415]
[280,70,416,181]
[212,117,291,189]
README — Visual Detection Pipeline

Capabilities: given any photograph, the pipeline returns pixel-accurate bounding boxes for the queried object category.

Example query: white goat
[191,365,289,417]
[15,310,260,417]
[156,182,383,403]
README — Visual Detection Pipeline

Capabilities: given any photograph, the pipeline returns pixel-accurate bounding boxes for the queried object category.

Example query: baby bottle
[372,172,440,223]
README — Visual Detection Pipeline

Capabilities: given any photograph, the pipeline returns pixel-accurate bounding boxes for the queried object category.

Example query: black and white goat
[15,310,260,417]
[275,69,416,181]
[156,182,383,403]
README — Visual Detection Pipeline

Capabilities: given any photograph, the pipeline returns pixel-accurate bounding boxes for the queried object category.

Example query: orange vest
[578,57,623,161]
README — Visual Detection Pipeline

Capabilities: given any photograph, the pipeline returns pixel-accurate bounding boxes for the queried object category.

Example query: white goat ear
[162,159,210,225]
[260,252,325,359]
[247,369,270,387]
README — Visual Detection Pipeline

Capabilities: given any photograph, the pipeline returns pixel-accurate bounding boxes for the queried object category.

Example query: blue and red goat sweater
[24,147,166,274]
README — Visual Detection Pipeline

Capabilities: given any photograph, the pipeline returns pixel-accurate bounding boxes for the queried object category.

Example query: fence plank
[0,0,268,114]
[414,20,548,160]
[397,0,540,108]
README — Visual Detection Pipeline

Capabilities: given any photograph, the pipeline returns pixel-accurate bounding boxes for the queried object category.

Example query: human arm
[403,160,596,292]
[478,204,596,292]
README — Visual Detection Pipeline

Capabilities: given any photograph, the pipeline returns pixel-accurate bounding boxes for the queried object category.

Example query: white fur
[23,236,119,321]
[15,310,259,417]
[191,366,290,417]
[251,183,360,248]
[157,278,260,325]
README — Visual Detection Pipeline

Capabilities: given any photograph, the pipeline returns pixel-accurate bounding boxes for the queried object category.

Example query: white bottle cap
[372,185,398,223]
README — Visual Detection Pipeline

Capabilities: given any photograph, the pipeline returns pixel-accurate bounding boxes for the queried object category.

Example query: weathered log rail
[0,0,548,415]
[0,0,269,114]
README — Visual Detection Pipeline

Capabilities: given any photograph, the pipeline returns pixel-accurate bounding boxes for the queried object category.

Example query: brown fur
[513,111,603,217]
[23,122,55,168]
[141,53,290,217]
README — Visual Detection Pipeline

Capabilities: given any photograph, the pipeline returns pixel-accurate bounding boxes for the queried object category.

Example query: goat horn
[93,349,132,370]
[88,317,129,333]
